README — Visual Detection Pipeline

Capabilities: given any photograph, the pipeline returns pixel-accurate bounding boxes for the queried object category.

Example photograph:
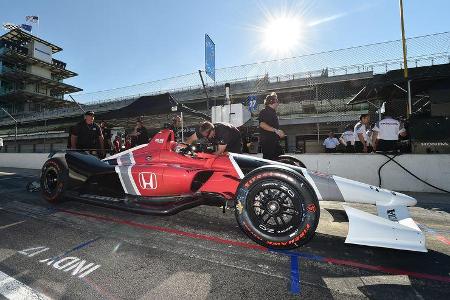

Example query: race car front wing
[304,170,427,252]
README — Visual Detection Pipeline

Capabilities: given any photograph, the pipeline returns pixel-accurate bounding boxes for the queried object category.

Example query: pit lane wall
[0,153,449,193]
[0,153,49,170]
[291,154,450,194]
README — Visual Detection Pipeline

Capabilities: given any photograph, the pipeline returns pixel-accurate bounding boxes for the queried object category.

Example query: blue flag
[205,34,215,81]
[21,24,32,32]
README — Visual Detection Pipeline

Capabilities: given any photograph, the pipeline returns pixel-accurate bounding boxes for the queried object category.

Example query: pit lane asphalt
[0,168,449,299]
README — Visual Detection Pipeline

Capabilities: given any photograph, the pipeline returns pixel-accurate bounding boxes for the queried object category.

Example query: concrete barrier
[0,153,49,170]
[291,153,450,193]
[0,153,449,193]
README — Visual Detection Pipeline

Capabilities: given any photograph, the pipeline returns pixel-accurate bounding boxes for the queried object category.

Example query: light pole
[1,106,18,151]
[399,0,412,117]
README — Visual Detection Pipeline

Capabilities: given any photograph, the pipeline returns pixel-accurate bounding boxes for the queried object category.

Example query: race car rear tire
[41,158,68,203]
[235,165,319,249]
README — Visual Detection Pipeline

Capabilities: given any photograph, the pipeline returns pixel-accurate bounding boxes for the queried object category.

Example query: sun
[262,15,303,56]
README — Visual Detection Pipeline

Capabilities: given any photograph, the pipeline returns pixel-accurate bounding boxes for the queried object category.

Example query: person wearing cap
[258,92,285,160]
[70,111,104,157]
[185,121,242,155]
[372,114,407,152]
[353,114,370,153]
[339,125,355,152]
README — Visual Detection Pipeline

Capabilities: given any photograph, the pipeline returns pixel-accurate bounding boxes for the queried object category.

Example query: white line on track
[0,220,25,230]
[0,270,52,300]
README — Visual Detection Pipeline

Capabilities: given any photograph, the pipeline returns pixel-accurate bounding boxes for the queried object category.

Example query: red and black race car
[41,129,426,252]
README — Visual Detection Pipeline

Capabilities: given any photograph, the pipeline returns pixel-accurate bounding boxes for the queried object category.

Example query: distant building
[0,28,81,152]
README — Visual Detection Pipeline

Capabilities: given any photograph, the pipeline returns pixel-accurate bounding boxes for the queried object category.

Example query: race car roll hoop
[41,128,426,252]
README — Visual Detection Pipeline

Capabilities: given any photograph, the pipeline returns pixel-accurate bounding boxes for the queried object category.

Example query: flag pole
[399,0,411,117]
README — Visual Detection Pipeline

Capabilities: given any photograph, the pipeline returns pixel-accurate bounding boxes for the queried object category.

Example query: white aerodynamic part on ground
[307,172,427,252]
[343,205,426,252]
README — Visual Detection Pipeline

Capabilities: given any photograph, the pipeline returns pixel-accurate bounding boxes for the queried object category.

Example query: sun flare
[262,15,303,56]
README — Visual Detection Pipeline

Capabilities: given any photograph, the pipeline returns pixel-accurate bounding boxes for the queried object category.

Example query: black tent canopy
[348,64,450,105]
[0,93,209,132]
[98,93,210,120]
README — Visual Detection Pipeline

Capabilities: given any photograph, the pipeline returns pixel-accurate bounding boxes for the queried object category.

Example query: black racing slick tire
[235,165,319,249]
[40,158,69,203]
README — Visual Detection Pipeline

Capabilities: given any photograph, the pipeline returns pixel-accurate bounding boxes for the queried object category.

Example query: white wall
[0,153,49,170]
[292,154,450,193]
[0,153,449,193]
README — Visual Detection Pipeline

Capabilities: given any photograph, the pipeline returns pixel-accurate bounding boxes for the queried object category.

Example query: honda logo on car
[139,172,157,190]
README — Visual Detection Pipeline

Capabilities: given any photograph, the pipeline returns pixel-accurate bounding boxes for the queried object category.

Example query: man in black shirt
[131,119,149,145]
[71,111,104,157]
[185,121,242,154]
[258,92,285,160]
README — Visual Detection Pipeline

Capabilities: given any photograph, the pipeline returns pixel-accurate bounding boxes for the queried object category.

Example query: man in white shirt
[354,114,370,153]
[339,125,355,152]
[0,137,3,151]
[372,115,406,152]
[323,132,340,153]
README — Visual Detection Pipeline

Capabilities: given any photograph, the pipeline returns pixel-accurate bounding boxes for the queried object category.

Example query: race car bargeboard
[40,129,426,252]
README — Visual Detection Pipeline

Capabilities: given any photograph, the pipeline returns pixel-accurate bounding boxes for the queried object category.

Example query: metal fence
[0,31,449,153]
[68,31,450,104]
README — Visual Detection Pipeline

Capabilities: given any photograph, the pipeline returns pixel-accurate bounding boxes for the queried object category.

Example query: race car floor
[0,167,449,299]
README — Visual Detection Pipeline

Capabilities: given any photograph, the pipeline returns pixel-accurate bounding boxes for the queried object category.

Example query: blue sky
[1,0,449,94]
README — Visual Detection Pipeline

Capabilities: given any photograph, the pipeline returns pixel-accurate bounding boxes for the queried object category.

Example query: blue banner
[20,24,32,32]
[205,34,215,81]
[247,95,258,113]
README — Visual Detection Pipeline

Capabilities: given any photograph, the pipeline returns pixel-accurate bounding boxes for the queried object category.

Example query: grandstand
[0,28,81,111]
[0,31,449,153]
[0,28,81,152]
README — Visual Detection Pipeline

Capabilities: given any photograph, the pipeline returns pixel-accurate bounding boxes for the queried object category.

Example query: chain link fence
[64,31,450,102]
[0,32,449,153]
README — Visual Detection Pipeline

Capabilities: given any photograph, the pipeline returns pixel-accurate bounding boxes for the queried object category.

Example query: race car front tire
[235,165,319,249]
[41,158,69,203]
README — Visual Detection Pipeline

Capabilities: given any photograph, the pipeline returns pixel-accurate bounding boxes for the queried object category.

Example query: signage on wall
[33,41,52,63]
